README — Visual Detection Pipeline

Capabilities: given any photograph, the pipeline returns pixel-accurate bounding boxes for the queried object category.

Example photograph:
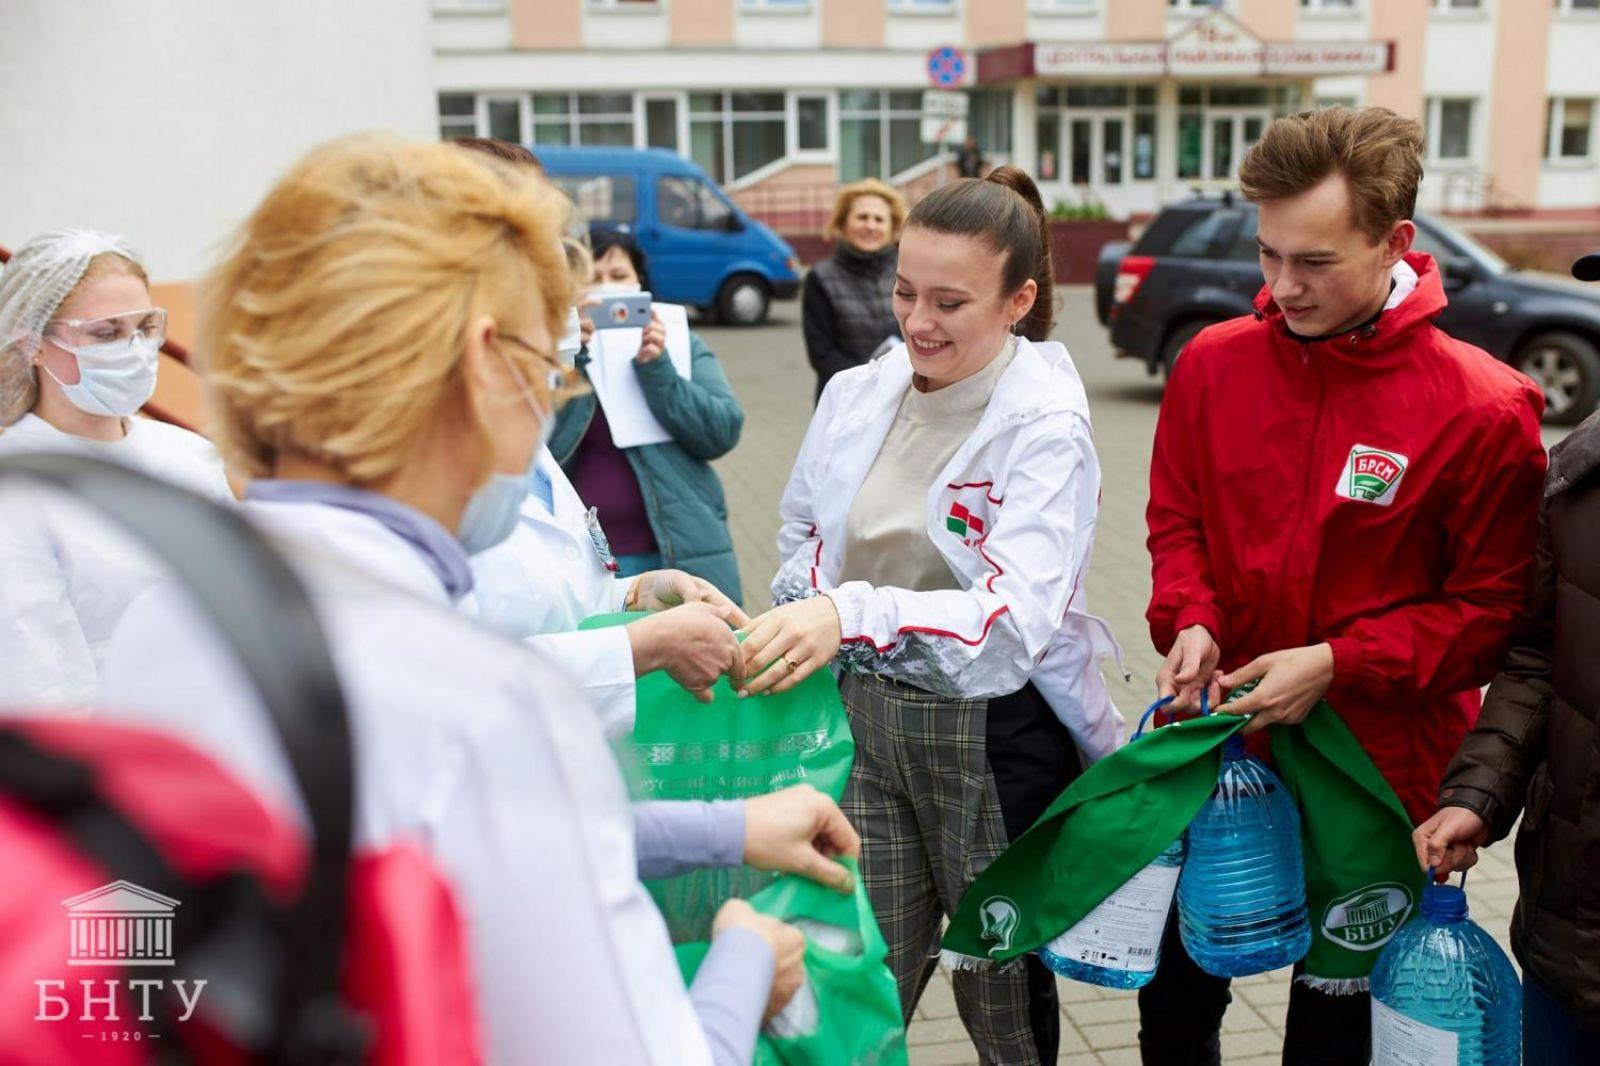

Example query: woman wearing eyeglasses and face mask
[0,230,230,708]
[97,134,851,1065]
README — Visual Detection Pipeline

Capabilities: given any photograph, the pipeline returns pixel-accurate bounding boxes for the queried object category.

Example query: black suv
[1095,197,1600,424]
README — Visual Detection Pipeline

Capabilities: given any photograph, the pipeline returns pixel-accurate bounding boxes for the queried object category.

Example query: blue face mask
[456,342,557,556]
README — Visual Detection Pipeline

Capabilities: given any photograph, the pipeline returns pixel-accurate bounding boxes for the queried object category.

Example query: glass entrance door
[1064,113,1128,189]
[1205,110,1271,181]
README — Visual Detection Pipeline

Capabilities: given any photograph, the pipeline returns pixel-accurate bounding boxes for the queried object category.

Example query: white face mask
[39,334,161,417]
[590,282,642,296]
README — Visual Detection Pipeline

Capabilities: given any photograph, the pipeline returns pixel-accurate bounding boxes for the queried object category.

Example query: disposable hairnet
[0,229,142,423]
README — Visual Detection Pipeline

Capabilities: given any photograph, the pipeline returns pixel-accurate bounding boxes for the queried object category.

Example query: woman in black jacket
[802,179,906,401]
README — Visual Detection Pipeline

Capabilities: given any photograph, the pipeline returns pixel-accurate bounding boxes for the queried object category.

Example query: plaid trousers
[841,672,1077,1066]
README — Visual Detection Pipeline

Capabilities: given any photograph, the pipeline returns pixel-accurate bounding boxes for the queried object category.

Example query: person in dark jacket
[1415,292,1600,1064]
[549,224,745,601]
[802,179,906,401]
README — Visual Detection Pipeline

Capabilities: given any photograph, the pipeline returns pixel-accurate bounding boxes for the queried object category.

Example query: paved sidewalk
[703,289,1531,1064]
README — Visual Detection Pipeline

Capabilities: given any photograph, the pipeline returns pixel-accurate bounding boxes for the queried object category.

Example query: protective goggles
[45,308,168,351]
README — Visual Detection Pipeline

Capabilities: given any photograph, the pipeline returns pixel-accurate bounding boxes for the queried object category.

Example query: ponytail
[904,165,1055,342]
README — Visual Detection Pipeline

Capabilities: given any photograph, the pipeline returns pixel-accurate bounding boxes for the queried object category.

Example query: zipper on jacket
[628,449,675,565]
[1277,347,1326,636]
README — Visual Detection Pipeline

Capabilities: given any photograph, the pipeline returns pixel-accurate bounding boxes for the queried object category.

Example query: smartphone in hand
[592,291,653,331]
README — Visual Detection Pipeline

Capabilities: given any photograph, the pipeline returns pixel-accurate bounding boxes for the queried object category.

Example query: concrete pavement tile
[1057,1054,1104,1066]
[1057,978,1108,1004]
[908,1042,982,1066]
[907,1017,973,1047]
[1078,1020,1141,1050]
[1220,1001,1270,1032]
[1062,996,1141,1027]
[1093,1049,1142,1066]
[920,973,960,1019]
[1222,1029,1287,1058]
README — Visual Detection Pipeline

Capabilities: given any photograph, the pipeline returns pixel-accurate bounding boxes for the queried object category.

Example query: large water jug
[1176,734,1311,977]
[1370,879,1521,1065]
[1039,834,1185,989]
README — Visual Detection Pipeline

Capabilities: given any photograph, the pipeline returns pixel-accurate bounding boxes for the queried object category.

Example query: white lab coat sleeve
[0,508,97,710]
[827,417,1103,700]
[525,626,637,737]
[771,381,838,606]
[609,574,635,613]
[423,694,715,1066]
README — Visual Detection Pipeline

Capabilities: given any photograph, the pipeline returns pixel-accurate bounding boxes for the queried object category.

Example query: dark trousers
[1136,913,1371,1065]
[986,683,1084,1066]
[1525,971,1600,1065]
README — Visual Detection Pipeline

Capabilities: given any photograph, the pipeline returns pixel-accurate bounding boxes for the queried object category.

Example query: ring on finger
[782,657,800,672]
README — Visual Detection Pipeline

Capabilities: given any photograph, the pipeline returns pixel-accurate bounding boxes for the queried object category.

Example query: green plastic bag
[580,611,855,941]
[676,859,908,1066]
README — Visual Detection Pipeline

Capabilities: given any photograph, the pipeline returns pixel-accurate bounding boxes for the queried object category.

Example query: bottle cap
[1420,883,1468,922]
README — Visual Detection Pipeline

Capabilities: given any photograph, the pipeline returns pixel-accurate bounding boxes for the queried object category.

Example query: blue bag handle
[1132,688,1211,741]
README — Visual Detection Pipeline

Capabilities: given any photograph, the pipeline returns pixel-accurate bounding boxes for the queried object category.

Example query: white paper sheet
[587,302,692,449]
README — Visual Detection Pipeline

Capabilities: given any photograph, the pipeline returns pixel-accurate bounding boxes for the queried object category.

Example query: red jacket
[1146,254,1547,823]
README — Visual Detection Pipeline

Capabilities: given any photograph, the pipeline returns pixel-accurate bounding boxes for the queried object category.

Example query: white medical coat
[98,498,714,1066]
[468,447,638,734]
[0,413,230,709]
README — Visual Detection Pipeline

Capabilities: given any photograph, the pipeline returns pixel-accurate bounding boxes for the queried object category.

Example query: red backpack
[0,454,486,1064]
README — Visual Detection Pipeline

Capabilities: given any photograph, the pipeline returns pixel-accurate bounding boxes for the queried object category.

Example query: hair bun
[983,165,1046,215]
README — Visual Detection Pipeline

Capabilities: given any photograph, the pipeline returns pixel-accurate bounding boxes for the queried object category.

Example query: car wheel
[716,275,770,326]
[1160,319,1218,377]
[1515,331,1600,426]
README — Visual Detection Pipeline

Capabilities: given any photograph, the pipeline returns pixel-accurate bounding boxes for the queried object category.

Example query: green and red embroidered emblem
[946,502,986,539]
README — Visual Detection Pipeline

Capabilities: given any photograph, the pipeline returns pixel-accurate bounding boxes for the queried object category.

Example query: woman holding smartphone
[547,224,745,600]
[738,168,1125,1065]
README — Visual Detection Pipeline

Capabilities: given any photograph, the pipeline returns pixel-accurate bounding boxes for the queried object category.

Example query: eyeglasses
[46,308,167,349]
[495,332,567,394]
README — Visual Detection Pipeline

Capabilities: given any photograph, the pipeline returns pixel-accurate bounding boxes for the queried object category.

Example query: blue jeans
[1524,972,1600,1065]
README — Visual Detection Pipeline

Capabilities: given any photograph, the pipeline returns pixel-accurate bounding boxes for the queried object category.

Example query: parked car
[534,146,801,325]
[1095,196,1600,424]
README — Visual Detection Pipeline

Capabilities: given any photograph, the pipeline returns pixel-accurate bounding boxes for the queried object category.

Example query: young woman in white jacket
[738,167,1126,1065]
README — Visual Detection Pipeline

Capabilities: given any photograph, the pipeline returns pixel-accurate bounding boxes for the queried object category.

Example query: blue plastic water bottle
[1370,876,1521,1065]
[1176,733,1311,977]
[1039,834,1186,989]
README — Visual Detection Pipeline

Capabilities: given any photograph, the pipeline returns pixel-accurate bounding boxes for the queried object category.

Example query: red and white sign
[1026,10,1390,80]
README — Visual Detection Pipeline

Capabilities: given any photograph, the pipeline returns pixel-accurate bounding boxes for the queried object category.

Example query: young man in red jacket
[1139,107,1547,1065]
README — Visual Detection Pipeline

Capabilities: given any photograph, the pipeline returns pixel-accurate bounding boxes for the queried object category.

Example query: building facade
[434,0,1600,223]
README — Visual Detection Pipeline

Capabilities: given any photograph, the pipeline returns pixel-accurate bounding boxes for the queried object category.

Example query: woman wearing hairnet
[0,230,229,708]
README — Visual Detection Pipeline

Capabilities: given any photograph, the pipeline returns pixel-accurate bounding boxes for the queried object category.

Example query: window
[969,89,1013,156]
[1034,83,1157,183]
[549,175,638,223]
[485,96,524,143]
[1168,209,1240,257]
[1430,0,1481,9]
[657,176,735,230]
[1168,0,1223,8]
[689,92,787,183]
[840,90,937,181]
[1299,0,1355,8]
[1427,97,1475,160]
[588,0,660,8]
[1030,0,1095,10]
[741,0,808,8]
[887,0,955,9]
[1225,207,1261,262]
[1316,96,1359,111]
[438,93,476,140]
[795,95,829,153]
[1555,0,1600,11]
[1546,98,1595,159]
[532,93,634,147]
